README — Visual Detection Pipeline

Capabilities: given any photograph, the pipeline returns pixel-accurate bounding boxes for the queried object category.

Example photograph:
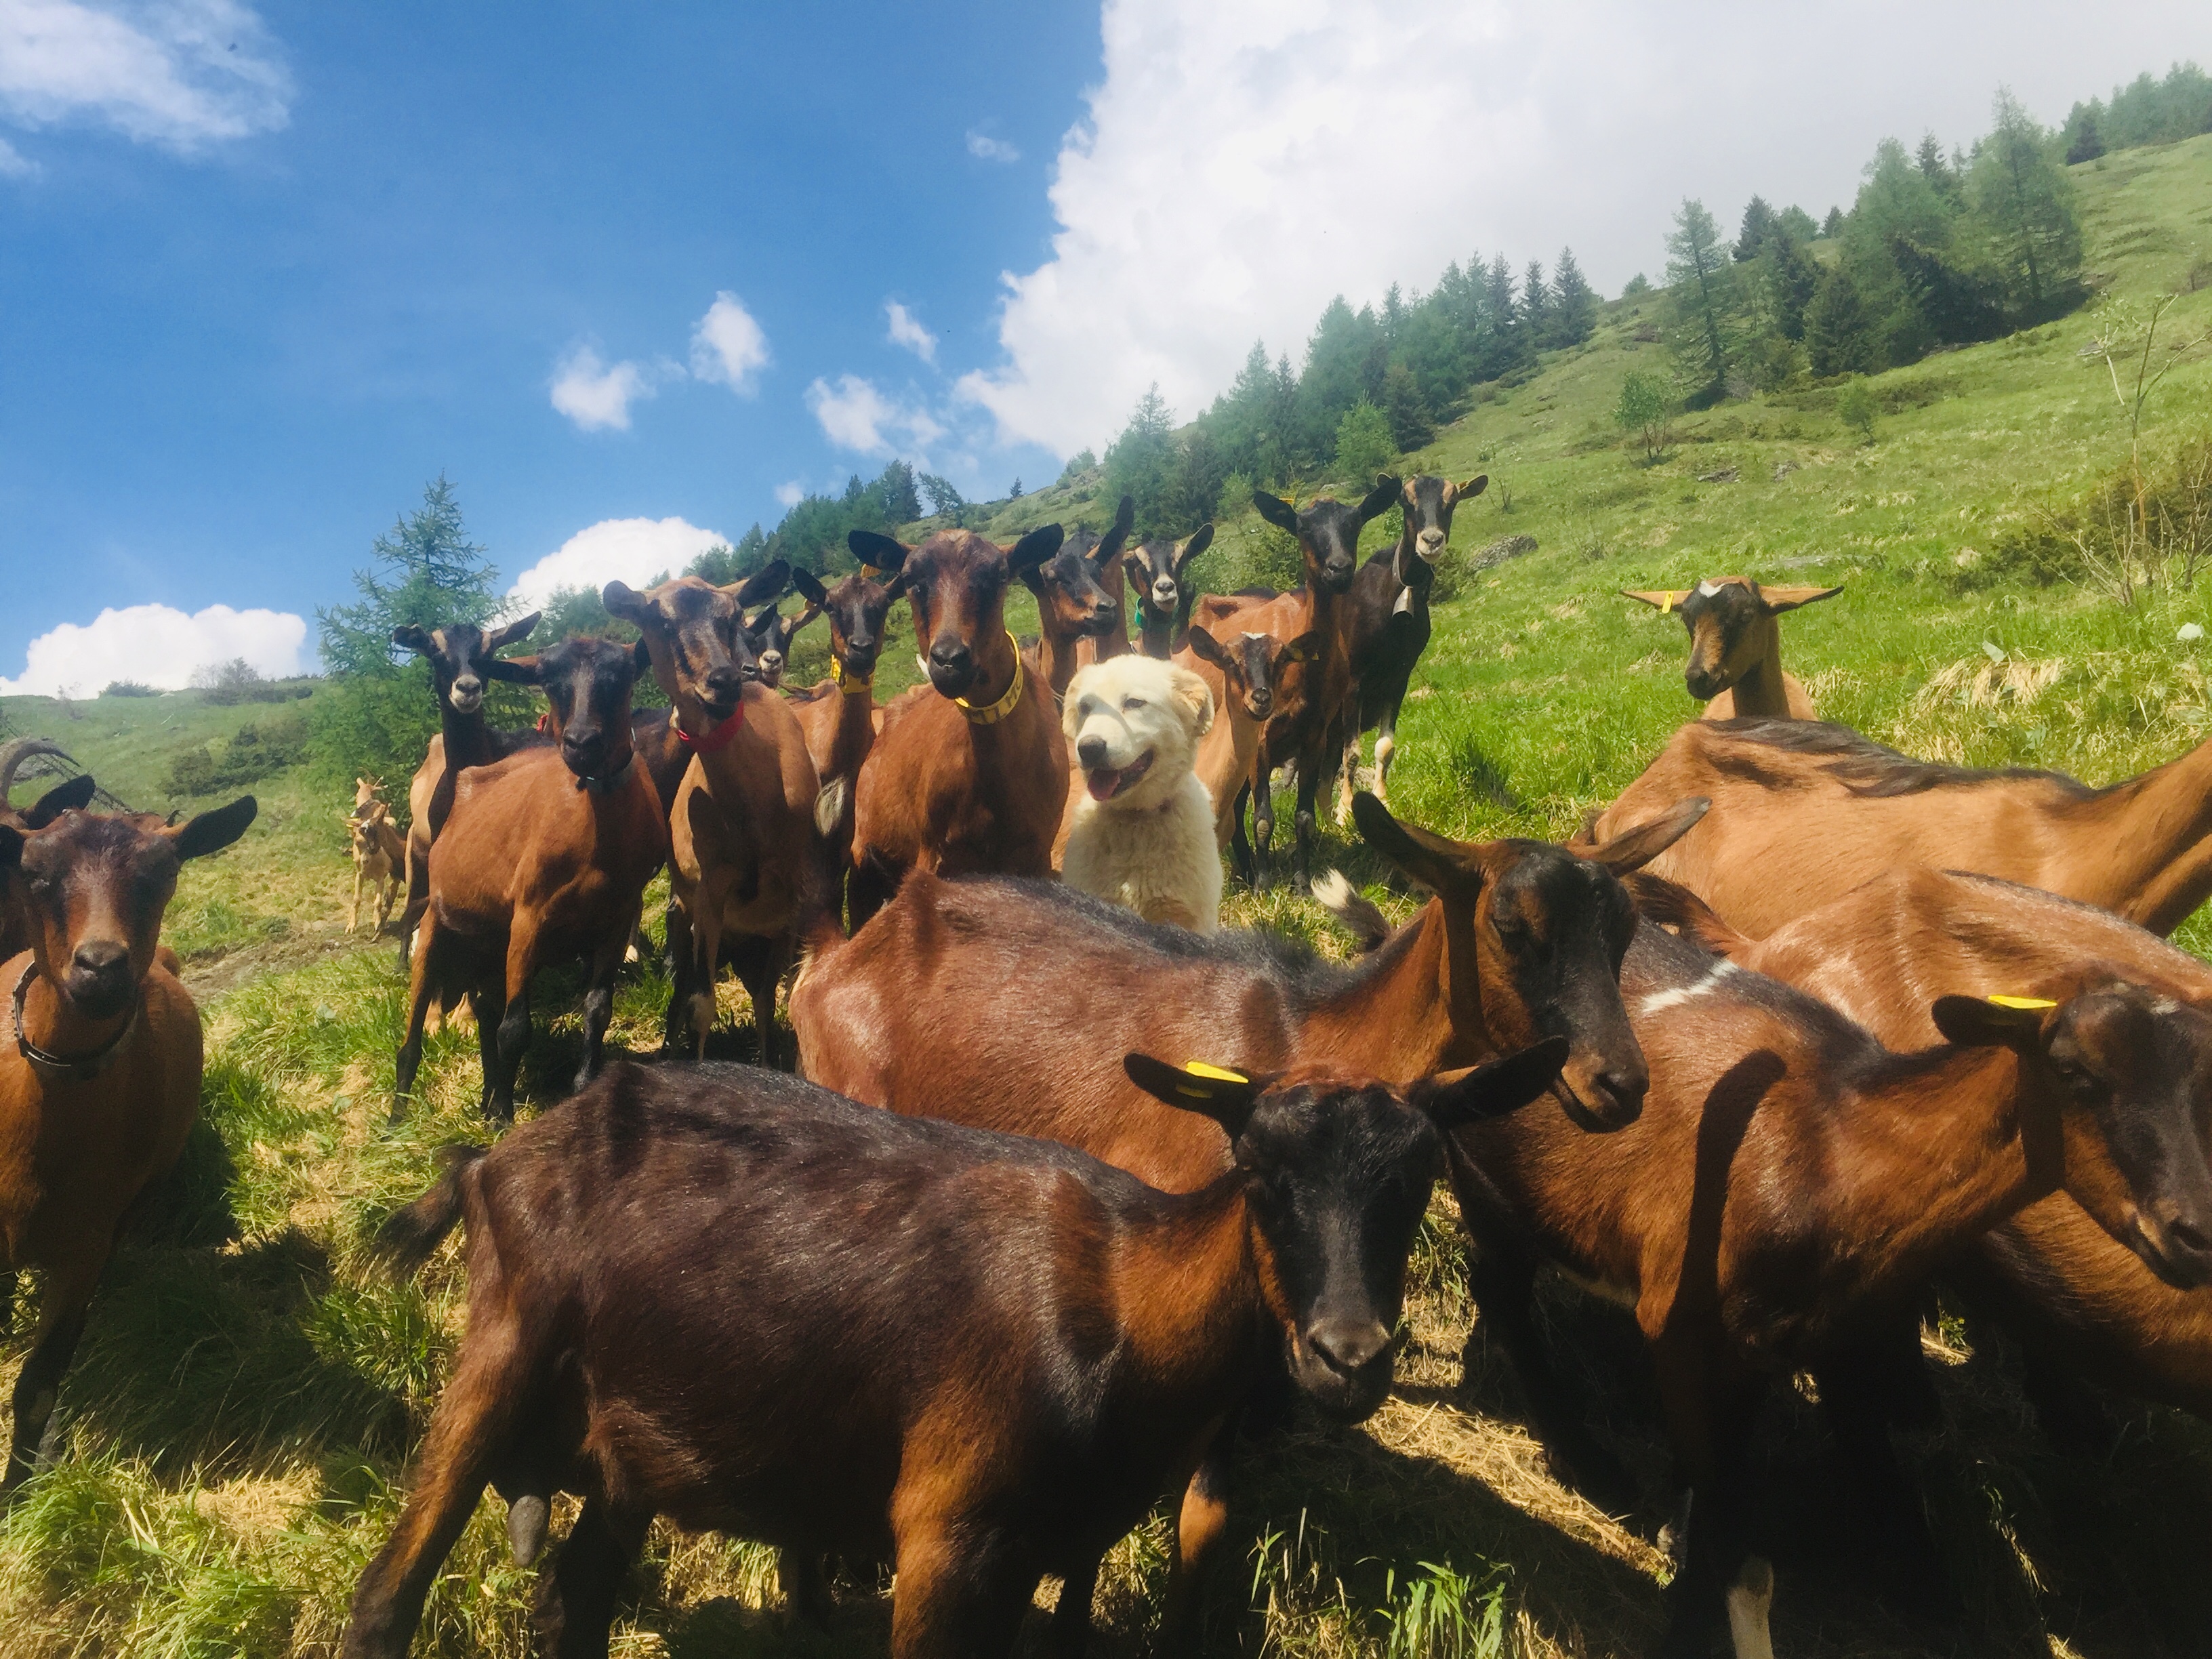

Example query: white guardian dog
[1060,655,1222,933]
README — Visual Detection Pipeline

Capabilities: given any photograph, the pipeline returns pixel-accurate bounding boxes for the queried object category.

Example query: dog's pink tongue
[1087,769,1121,802]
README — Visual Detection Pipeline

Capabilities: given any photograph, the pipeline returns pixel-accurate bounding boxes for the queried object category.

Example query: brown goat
[0,743,99,964]
[1637,865,2212,1441]
[1026,495,1134,697]
[604,571,821,1063]
[345,802,406,935]
[1622,579,1843,719]
[339,1046,1563,1659]
[1179,623,1316,855]
[394,638,667,1120]
[1591,716,2212,937]
[392,615,542,948]
[0,796,256,1492]
[844,523,1070,926]
[1440,910,2212,1654]
[1191,479,1400,890]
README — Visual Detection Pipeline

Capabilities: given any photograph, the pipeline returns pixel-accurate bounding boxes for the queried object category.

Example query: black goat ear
[1178,524,1214,566]
[1124,1054,1265,1139]
[1351,792,1477,896]
[1933,994,2055,1050]
[391,624,433,656]
[25,774,96,827]
[1183,626,1229,669]
[0,824,24,869]
[485,655,541,685]
[733,560,790,609]
[1008,524,1065,577]
[791,567,829,606]
[631,637,653,676]
[485,612,539,654]
[171,797,258,861]
[848,531,912,574]
[1412,1038,1569,1130]
[1252,491,1299,535]
[1357,475,1402,521]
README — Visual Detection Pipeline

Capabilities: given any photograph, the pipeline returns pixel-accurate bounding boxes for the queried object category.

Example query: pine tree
[1804,265,1877,375]
[1971,87,2085,322]
[1734,195,1777,262]
[1761,224,1822,342]
[1822,207,1845,238]
[1665,198,1738,401]
[1103,385,1179,531]
[1520,259,1552,350]
[1382,361,1433,451]
[1915,134,1961,202]
[316,475,501,680]
[876,459,922,523]
[1549,247,1599,347]
[2063,102,2106,163]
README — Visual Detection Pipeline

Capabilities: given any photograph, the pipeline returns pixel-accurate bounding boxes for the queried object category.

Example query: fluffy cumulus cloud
[550,344,655,432]
[689,290,770,392]
[804,373,945,461]
[958,0,2201,458]
[774,479,804,507]
[965,127,1019,163]
[0,602,306,696]
[504,516,728,611]
[0,0,291,154]
[885,300,937,364]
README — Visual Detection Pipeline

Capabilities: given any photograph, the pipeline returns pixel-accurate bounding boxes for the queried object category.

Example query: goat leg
[3,1265,94,1498]
[491,927,537,1121]
[1228,780,1256,890]
[530,1495,649,1659]
[1292,754,1323,895]
[779,1548,837,1631]
[573,924,630,1094]
[1250,768,1275,892]
[1372,699,1401,806]
[1334,724,1361,827]
[1047,1557,1099,1659]
[392,916,443,1122]
[1813,1343,1958,1622]
[1155,1412,1240,1656]
[729,930,790,1070]
[886,1517,1032,1659]
[1652,1351,1765,1659]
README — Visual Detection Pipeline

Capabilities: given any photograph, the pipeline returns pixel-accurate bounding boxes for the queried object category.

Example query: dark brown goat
[1180,622,1315,858]
[1621,578,1842,718]
[844,523,1070,926]
[339,1046,1563,1659]
[394,638,668,1119]
[1636,865,2212,1445]
[745,591,823,689]
[1023,495,1134,697]
[1128,524,1214,657]
[1,796,256,1493]
[627,561,792,816]
[0,741,98,963]
[604,572,820,1063]
[1191,480,1399,889]
[1332,473,1485,822]
[392,615,541,947]
[1438,911,2212,1654]
[1591,716,2212,938]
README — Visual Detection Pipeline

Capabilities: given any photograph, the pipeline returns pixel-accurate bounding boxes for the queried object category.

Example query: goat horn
[0,738,71,806]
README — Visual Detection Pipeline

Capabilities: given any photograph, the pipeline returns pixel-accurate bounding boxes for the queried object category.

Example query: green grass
[11,135,2212,1658]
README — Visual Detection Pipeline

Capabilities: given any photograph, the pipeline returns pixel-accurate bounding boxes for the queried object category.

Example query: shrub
[100,680,159,698]
[1836,379,1877,443]
[1334,399,1397,486]
[190,659,296,706]
[163,712,310,798]
[1613,371,1673,462]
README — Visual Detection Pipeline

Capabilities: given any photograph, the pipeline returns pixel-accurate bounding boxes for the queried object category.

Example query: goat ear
[1357,475,1402,522]
[602,582,650,627]
[485,655,541,685]
[1253,491,1300,535]
[1759,583,1844,614]
[1183,625,1229,670]
[1125,560,1151,601]
[1124,1054,1265,1138]
[1169,664,1214,738]
[1008,524,1065,577]
[791,567,829,606]
[1351,792,1475,894]
[1412,1037,1570,1129]
[631,637,653,676]
[848,531,912,574]
[1620,590,1679,611]
[1178,523,1214,566]
[1582,796,1709,873]
[485,612,539,654]
[1454,475,1489,501]
[171,797,257,861]
[0,823,24,869]
[1276,630,1320,669]
[390,624,433,656]
[1092,495,1136,565]
[733,559,790,609]
[1932,994,2055,1050]
[25,774,96,828]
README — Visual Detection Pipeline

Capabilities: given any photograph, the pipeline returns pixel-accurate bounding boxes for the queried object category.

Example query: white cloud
[885,300,937,364]
[505,516,729,611]
[0,602,306,696]
[958,0,2211,458]
[0,0,291,153]
[966,127,1019,163]
[0,134,33,174]
[550,344,654,432]
[804,373,945,460]
[689,290,770,393]
[774,479,804,507]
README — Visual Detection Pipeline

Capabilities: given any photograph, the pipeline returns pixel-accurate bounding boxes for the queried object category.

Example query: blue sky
[3,0,2207,692]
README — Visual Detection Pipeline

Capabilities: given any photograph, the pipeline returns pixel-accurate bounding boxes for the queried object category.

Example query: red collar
[676,701,747,754]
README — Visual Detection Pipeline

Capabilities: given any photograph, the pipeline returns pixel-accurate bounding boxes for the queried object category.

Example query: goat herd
[7,472,2212,1659]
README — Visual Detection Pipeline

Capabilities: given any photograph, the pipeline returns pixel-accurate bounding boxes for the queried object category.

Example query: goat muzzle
[12,960,141,1084]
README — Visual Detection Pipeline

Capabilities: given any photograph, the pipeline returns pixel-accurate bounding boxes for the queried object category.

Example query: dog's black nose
[1077,736,1108,770]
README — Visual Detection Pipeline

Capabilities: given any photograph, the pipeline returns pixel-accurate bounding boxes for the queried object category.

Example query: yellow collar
[954,631,1025,725]
[831,653,873,695]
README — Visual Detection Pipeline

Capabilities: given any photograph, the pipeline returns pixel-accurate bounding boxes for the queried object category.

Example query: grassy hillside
[7,135,2212,1658]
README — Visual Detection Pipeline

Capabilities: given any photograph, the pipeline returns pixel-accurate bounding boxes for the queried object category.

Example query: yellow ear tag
[1183,1061,1249,1083]
[1660,591,1675,613]
[1988,995,2058,1010]
[861,565,887,580]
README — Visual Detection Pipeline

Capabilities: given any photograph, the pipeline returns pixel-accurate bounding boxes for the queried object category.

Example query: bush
[100,680,159,698]
[1836,379,1877,443]
[164,712,310,798]
[1334,399,1397,485]
[190,659,297,706]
